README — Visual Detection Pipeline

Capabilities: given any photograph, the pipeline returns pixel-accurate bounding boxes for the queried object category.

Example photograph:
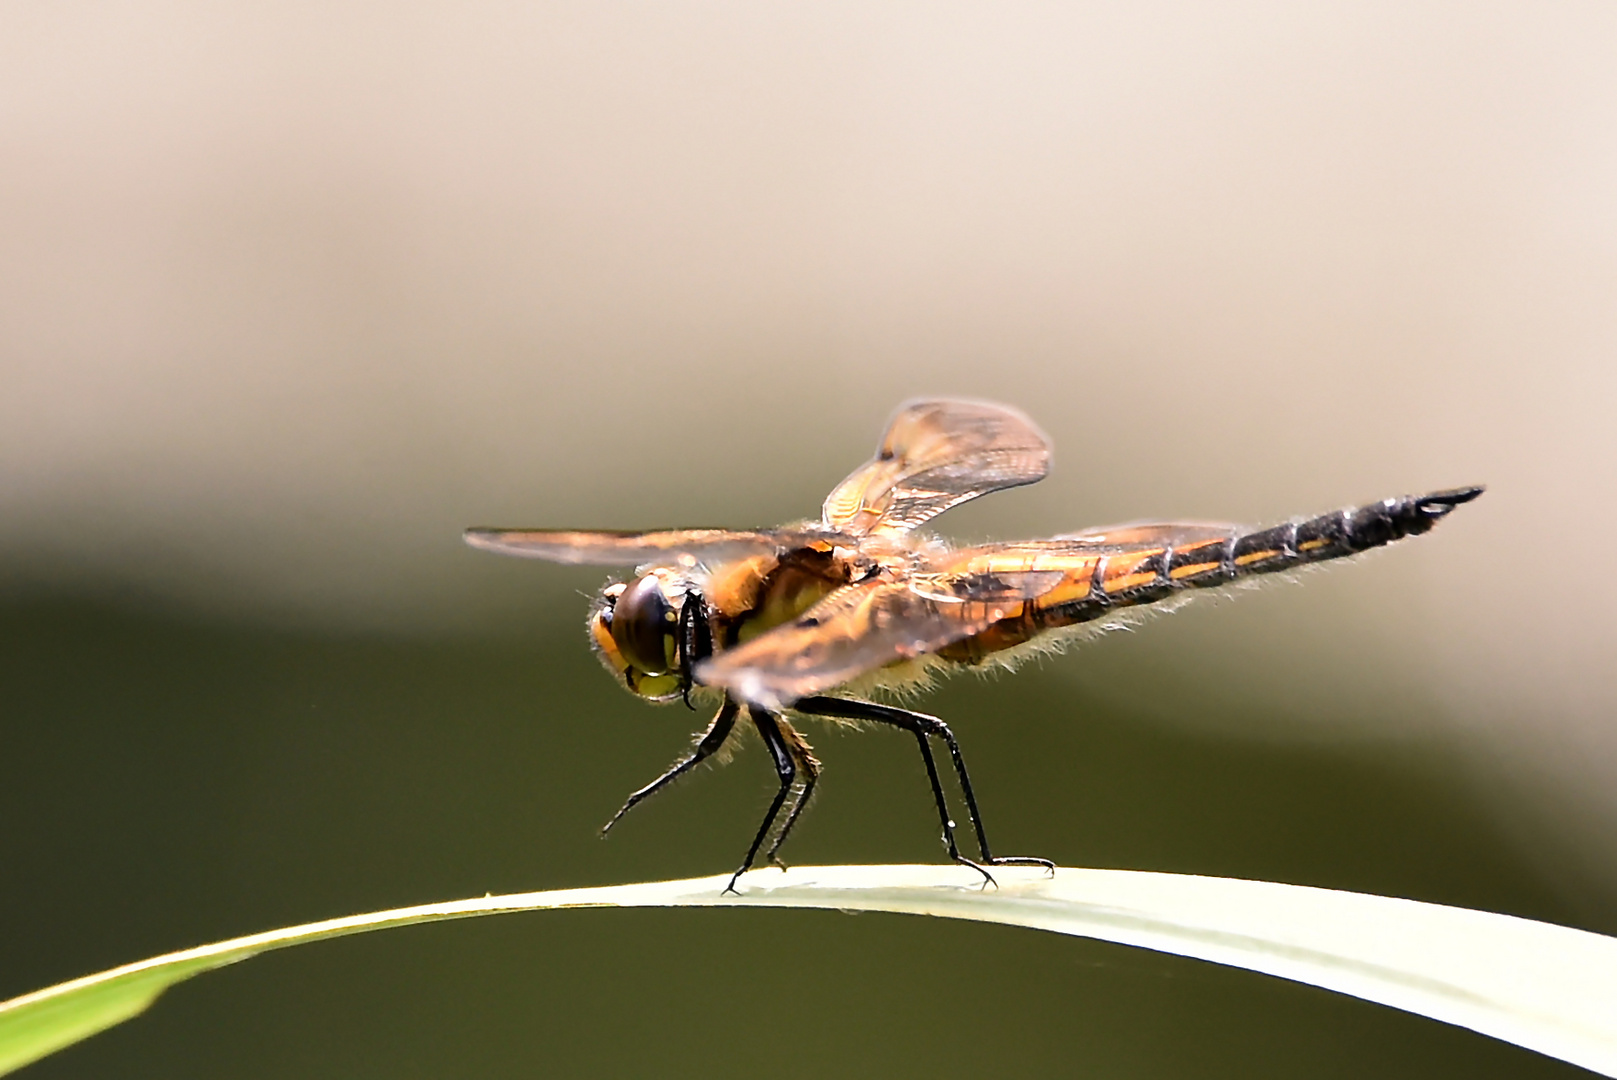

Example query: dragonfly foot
[990,855,1057,877]
[952,856,998,889]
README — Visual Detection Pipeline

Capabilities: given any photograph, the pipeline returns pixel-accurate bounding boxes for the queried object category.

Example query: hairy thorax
[713,545,854,647]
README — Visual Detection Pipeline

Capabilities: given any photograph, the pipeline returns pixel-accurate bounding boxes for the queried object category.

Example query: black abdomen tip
[1342,485,1484,550]
[1416,486,1486,519]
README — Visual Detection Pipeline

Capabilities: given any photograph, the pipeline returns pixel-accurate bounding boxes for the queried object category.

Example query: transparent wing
[695,526,1251,706]
[695,576,1029,708]
[907,526,1245,603]
[463,527,832,567]
[1052,520,1245,549]
[822,399,1050,538]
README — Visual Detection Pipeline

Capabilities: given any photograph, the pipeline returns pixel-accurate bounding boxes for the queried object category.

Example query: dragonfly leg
[795,696,1052,881]
[677,586,713,711]
[764,718,821,869]
[923,712,1055,875]
[601,699,738,837]
[898,719,993,884]
[726,709,798,894]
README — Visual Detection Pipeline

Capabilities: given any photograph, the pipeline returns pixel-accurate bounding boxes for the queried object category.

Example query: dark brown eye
[610,574,675,674]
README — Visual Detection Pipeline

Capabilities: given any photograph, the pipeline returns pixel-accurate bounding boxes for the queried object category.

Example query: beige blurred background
[2,0,1613,913]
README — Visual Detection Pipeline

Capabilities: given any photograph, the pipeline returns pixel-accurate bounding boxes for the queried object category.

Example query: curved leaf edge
[2,865,1613,1077]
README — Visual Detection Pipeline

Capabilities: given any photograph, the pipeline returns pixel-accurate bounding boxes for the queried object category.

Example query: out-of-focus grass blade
[3,865,1614,1077]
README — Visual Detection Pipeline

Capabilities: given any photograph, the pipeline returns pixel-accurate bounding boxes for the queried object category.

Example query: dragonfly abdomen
[1025,486,1483,637]
[1214,486,1484,583]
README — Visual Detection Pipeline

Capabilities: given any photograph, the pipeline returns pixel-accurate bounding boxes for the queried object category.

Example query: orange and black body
[938,489,1481,665]
[466,399,1481,892]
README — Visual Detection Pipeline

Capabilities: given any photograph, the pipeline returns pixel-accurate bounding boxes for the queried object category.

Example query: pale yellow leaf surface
[3,866,1613,1077]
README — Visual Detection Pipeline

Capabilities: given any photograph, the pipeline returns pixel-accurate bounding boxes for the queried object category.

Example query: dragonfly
[466,398,1482,892]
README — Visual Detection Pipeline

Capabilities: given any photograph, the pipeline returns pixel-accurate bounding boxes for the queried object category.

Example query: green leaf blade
[0,964,203,1076]
[3,866,1613,1077]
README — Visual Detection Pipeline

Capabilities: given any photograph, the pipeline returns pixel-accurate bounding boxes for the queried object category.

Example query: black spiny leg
[678,586,713,711]
[602,699,738,837]
[764,718,820,869]
[794,696,1055,882]
[793,695,985,883]
[726,709,797,895]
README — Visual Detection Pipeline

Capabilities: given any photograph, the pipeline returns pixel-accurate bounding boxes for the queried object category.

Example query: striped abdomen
[1044,486,1483,625]
[939,486,1483,663]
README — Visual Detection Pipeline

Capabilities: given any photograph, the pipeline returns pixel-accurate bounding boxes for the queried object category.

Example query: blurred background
[3,2,1614,1076]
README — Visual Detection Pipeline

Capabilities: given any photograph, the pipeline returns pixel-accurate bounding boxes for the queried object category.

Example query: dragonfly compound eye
[610,573,678,675]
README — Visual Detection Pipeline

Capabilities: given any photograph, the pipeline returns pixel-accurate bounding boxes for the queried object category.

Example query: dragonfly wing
[822,399,1050,538]
[463,527,827,567]
[1051,520,1245,549]
[698,528,1247,709]
[913,527,1243,605]
[695,576,1017,709]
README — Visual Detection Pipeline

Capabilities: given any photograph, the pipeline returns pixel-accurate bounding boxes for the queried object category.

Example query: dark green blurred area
[2,595,1601,1079]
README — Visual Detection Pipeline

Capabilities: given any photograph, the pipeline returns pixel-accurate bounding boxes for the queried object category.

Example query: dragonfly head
[588,569,691,702]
